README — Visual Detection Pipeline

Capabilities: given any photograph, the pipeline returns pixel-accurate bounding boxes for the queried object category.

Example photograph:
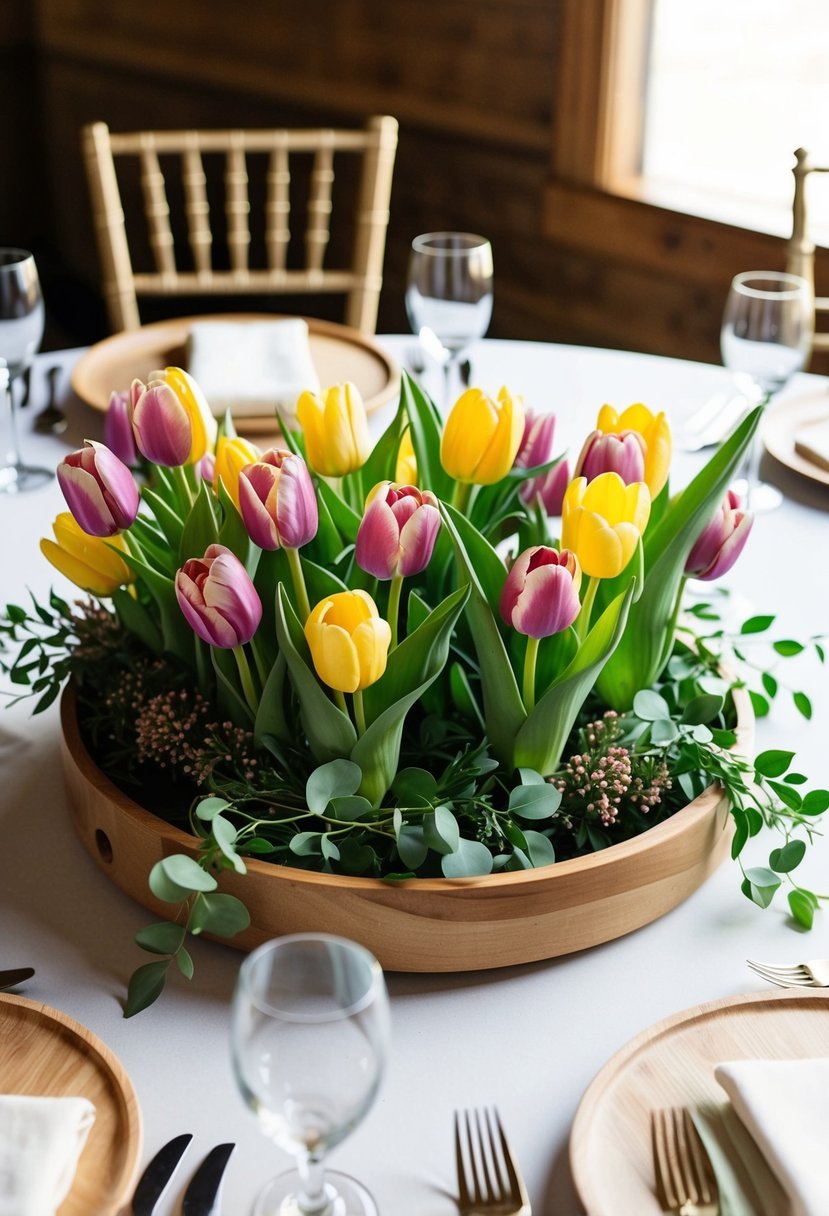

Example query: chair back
[82,117,398,335]
[787,147,829,354]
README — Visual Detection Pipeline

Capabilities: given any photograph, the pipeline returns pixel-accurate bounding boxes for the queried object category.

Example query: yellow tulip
[40,512,135,596]
[440,387,525,485]
[296,382,371,477]
[150,366,218,465]
[304,590,391,693]
[213,435,261,510]
[561,472,651,579]
[395,426,418,486]
[596,402,671,497]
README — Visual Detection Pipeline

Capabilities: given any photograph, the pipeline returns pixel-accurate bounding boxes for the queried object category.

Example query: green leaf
[788,888,816,930]
[254,650,291,748]
[212,814,247,874]
[749,690,770,719]
[176,947,194,979]
[802,789,829,816]
[149,855,218,902]
[290,832,322,856]
[742,866,782,909]
[773,640,805,657]
[741,614,775,634]
[306,759,363,814]
[633,689,671,721]
[523,830,556,868]
[761,672,778,699]
[769,839,806,873]
[401,373,454,499]
[125,960,169,1017]
[767,780,802,811]
[328,795,375,821]
[651,717,679,745]
[517,768,546,786]
[189,892,251,937]
[754,749,795,779]
[681,693,724,725]
[395,820,428,870]
[134,922,187,955]
[423,805,461,855]
[508,783,562,820]
[441,837,494,877]
[391,767,438,806]
[195,796,233,821]
[793,691,813,719]
[111,587,164,655]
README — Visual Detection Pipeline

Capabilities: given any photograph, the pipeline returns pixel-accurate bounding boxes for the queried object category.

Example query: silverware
[131,1133,193,1216]
[34,364,68,435]
[680,386,750,452]
[0,967,35,991]
[455,1107,531,1215]
[652,1107,719,1215]
[459,357,473,387]
[747,956,829,988]
[182,1143,235,1215]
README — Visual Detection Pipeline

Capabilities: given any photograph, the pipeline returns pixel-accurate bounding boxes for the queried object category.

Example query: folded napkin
[713,1058,829,1216]
[186,318,320,423]
[794,417,829,472]
[0,1094,95,1216]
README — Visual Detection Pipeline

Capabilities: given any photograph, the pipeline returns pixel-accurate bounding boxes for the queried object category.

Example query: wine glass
[720,270,813,511]
[0,248,51,494]
[405,232,493,406]
[231,934,390,1216]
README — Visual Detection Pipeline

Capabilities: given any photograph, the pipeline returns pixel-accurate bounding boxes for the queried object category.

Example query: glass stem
[295,1151,330,1214]
[1,374,20,473]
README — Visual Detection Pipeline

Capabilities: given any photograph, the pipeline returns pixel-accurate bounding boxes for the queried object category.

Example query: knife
[131,1133,193,1215]
[0,967,35,991]
[182,1143,235,1215]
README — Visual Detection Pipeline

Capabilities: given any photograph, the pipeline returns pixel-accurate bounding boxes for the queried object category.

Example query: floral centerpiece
[2,365,827,1015]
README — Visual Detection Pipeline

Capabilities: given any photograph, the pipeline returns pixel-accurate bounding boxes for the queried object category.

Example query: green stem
[353,689,367,736]
[250,634,271,689]
[522,634,540,711]
[658,575,688,673]
[171,463,195,513]
[334,689,349,716]
[450,480,473,514]
[387,573,404,648]
[232,644,259,715]
[195,637,210,694]
[285,545,312,622]
[575,576,599,641]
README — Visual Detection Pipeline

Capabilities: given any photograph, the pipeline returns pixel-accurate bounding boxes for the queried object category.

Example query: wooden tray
[70,313,399,435]
[59,684,752,974]
[0,993,142,1214]
[569,988,829,1216]
[763,389,829,489]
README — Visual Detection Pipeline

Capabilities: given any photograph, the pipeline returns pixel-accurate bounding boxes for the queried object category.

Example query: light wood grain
[570,988,829,1216]
[60,685,752,974]
[0,994,141,1214]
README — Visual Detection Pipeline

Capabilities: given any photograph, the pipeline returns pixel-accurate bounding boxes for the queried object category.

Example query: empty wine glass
[231,934,390,1216]
[405,232,493,406]
[0,248,50,494]
[720,270,813,511]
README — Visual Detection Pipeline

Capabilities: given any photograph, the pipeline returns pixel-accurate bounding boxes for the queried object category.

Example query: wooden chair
[82,116,398,335]
[787,147,829,354]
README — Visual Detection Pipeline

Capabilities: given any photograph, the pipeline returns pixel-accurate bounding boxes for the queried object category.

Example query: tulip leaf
[179,479,220,563]
[401,373,454,499]
[211,647,254,727]
[274,583,357,762]
[359,390,407,489]
[127,516,177,576]
[254,650,291,747]
[141,486,185,551]
[513,580,635,774]
[216,481,255,571]
[111,587,164,655]
[119,541,196,667]
[315,478,360,545]
[440,502,526,766]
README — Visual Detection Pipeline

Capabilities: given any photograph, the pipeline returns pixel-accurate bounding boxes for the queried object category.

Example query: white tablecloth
[2,338,828,1214]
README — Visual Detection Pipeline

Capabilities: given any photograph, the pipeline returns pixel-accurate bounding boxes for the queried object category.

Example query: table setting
[2,234,829,1215]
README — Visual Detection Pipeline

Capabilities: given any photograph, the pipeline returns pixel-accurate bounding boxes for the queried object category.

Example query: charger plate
[0,992,142,1214]
[569,987,829,1216]
[763,389,829,488]
[70,313,399,436]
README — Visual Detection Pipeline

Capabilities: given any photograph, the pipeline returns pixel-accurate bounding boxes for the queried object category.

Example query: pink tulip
[196,451,216,484]
[131,379,192,467]
[57,440,140,537]
[500,546,581,638]
[175,543,262,647]
[515,410,557,471]
[685,489,754,581]
[522,457,570,516]
[575,429,646,485]
[104,390,139,467]
[355,482,441,579]
[237,449,318,550]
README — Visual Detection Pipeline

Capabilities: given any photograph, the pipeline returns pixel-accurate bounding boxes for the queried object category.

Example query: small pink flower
[237,449,318,550]
[499,546,581,638]
[685,489,754,581]
[355,482,441,580]
[575,430,646,485]
[57,440,140,537]
[175,543,262,647]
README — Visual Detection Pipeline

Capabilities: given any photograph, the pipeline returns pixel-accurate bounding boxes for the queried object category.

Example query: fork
[455,1107,531,1215]
[652,1107,719,1215]
[747,957,829,988]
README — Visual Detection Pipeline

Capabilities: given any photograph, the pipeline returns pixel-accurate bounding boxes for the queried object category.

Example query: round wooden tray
[60,686,752,973]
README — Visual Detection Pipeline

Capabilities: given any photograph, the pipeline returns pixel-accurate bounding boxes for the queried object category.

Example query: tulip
[132,367,217,466]
[595,403,671,497]
[305,590,391,697]
[40,512,134,596]
[57,441,140,537]
[238,449,318,551]
[685,489,754,581]
[514,410,557,472]
[500,547,582,639]
[296,382,371,477]
[522,457,571,516]
[196,451,216,484]
[575,430,646,486]
[440,386,525,487]
[395,426,418,486]
[213,435,261,510]
[104,390,139,466]
[175,543,262,649]
[561,472,651,580]
[355,482,440,580]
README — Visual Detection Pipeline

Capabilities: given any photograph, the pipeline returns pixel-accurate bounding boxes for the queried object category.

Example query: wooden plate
[763,389,829,488]
[70,313,399,435]
[569,988,829,1215]
[0,993,141,1214]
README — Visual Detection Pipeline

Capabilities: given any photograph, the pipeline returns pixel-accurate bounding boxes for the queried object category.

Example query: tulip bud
[104,390,139,467]
[355,482,440,580]
[500,547,582,638]
[40,512,134,596]
[213,435,261,510]
[175,543,262,648]
[196,451,216,484]
[514,410,556,471]
[395,426,418,486]
[296,382,371,477]
[238,449,318,551]
[132,367,217,466]
[57,441,140,537]
[440,386,525,485]
[575,430,646,486]
[595,403,671,497]
[305,589,391,693]
[685,489,754,581]
[561,472,651,579]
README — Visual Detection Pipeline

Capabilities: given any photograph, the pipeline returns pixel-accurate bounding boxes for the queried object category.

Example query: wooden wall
[12,0,828,369]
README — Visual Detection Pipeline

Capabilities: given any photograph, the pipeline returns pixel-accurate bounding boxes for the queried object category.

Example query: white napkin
[715,1058,829,1216]
[186,318,320,422]
[794,417,829,472]
[0,1094,95,1215]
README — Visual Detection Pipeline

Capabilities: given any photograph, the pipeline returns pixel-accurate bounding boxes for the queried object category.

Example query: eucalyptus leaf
[134,922,187,955]
[189,892,251,937]
[441,837,494,877]
[149,855,217,902]
[125,960,169,1017]
[306,759,363,814]
[509,783,561,820]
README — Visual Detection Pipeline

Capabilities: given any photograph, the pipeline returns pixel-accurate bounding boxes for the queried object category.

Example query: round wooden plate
[569,988,829,1216]
[0,992,141,1214]
[70,313,400,435]
[763,389,829,489]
